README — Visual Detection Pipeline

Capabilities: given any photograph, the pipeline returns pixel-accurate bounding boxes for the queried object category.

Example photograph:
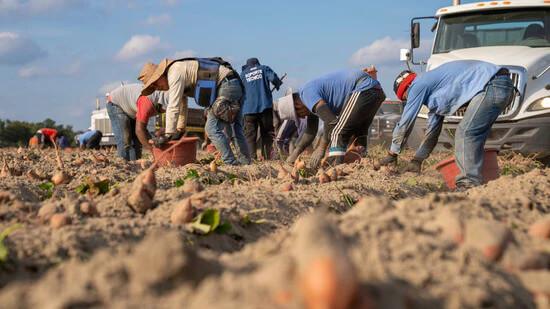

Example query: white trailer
[401,0,550,157]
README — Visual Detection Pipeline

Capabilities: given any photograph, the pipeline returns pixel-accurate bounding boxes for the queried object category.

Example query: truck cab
[405,0,550,157]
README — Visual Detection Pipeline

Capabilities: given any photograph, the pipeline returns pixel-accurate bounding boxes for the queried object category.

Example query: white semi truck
[402,0,550,157]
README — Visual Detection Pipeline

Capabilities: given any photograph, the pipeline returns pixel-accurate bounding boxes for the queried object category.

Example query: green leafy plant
[75,179,110,195]
[38,182,54,199]
[190,209,232,235]
[0,224,22,263]
[174,169,201,187]
[341,194,356,208]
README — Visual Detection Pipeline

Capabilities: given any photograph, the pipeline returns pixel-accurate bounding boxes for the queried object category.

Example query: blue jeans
[205,79,251,165]
[106,102,142,161]
[455,74,514,187]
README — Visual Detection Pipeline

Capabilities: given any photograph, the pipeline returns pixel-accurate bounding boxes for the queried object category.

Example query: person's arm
[265,66,282,91]
[135,96,157,150]
[136,121,152,150]
[389,86,428,155]
[414,112,444,161]
[286,115,319,163]
[313,100,338,147]
[165,71,185,135]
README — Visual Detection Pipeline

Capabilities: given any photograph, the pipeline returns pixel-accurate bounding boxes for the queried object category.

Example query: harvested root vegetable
[277,164,290,179]
[38,203,57,223]
[318,169,330,184]
[280,183,294,192]
[27,169,45,181]
[293,214,358,309]
[327,169,338,182]
[50,213,71,229]
[171,198,193,224]
[528,216,550,240]
[73,158,85,166]
[372,160,381,171]
[17,147,24,154]
[51,170,71,185]
[127,168,156,214]
[182,179,204,194]
[294,159,306,170]
[209,161,218,173]
[80,202,98,216]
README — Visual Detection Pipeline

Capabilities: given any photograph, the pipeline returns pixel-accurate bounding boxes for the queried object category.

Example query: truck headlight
[528,97,550,111]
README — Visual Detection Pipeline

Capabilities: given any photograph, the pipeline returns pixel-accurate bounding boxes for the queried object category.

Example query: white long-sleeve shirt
[165,60,232,134]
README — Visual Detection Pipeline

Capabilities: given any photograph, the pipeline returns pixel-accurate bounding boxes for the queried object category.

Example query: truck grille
[451,71,521,118]
[94,118,112,135]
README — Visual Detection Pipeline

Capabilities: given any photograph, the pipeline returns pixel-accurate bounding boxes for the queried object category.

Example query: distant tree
[0,118,78,148]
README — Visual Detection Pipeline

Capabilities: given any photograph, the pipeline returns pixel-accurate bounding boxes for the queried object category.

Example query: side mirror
[400,49,411,62]
[412,22,420,49]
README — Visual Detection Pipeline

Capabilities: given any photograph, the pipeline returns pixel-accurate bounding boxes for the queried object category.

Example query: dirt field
[0,146,548,308]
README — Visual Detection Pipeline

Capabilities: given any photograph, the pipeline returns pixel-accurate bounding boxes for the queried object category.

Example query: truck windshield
[434,8,550,53]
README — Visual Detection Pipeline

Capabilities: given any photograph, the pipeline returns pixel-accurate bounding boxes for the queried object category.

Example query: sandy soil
[0,146,548,308]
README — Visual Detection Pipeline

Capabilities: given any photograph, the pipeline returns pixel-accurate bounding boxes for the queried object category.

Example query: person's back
[240,58,283,159]
[109,84,143,118]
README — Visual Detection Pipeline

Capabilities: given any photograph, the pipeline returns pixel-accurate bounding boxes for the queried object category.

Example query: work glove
[309,147,326,169]
[380,152,398,166]
[404,158,423,173]
[326,155,344,166]
[169,130,185,141]
[151,135,169,147]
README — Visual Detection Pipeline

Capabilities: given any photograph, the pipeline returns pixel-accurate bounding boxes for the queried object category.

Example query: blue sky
[0,0,448,129]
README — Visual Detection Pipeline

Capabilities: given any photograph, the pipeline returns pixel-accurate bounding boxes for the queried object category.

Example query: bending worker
[106,83,168,161]
[240,58,283,160]
[278,67,385,167]
[380,60,514,190]
[139,57,250,165]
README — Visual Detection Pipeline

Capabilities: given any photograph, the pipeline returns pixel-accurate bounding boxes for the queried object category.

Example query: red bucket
[152,137,199,167]
[435,149,500,190]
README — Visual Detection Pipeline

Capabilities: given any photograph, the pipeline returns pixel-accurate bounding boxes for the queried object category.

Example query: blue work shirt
[390,60,500,154]
[78,130,97,145]
[240,64,282,115]
[300,69,380,115]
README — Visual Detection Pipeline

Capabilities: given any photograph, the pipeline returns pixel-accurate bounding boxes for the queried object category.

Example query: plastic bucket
[435,149,500,190]
[152,137,199,167]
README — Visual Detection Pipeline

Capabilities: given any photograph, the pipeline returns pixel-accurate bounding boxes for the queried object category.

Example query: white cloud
[162,0,180,6]
[145,13,172,26]
[99,80,131,95]
[350,36,433,66]
[0,32,46,65]
[18,65,48,78]
[0,0,87,15]
[350,36,410,66]
[172,49,196,59]
[62,60,81,75]
[115,35,163,61]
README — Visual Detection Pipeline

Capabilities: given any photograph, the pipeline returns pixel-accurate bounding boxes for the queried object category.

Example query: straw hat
[139,58,174,96]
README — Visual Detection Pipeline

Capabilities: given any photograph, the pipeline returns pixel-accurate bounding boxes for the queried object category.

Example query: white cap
[277,93,298,123]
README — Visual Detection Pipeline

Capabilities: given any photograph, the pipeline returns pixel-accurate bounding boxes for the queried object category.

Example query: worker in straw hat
[380,60,514,190]
[277,66,385,167]
[138,57,250,165]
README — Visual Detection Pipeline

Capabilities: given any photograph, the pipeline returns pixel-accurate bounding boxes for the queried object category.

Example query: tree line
[0,118,78,147]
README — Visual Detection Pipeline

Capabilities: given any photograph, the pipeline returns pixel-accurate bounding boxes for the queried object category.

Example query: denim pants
[455,74,514,186]
[106,102,142,161]
[205,78,251,165]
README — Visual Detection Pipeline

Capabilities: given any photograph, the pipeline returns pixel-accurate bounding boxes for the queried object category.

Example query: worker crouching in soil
[381,60,514,191]
[277,67,385,167]
[139,57,250,165]
[77,130,103,150]
[106,83,169,161]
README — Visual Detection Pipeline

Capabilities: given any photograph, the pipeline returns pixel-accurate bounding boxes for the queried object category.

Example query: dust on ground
[0,146,548,308]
